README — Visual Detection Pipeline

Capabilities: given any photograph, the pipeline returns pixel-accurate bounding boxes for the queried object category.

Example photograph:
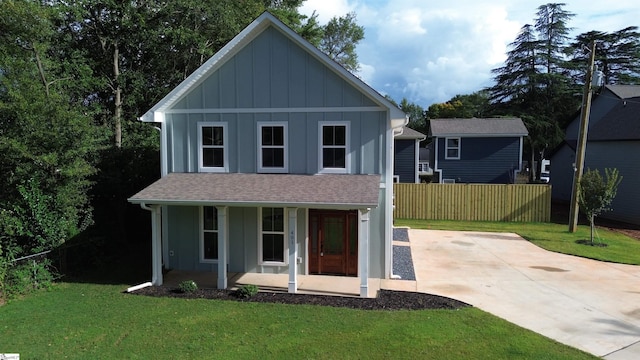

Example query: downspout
[140,203,163,285]
[387,116,409,280]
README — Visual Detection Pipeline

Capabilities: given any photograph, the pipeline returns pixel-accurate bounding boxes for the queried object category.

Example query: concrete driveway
[408,229,640,359]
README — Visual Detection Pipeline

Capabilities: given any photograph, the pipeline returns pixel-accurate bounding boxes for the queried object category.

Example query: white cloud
[300,0,640,107]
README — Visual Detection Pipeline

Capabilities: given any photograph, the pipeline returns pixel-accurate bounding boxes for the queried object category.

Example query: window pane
[203,207,217,230]
[204,232,218,260]
[447,149,458,158]
[447,138,459,148]
[334,126,346,146]
[212,127,224,145]
[202,127,213,145]
[272,208,284,231]
[262,148,284,168]
[203,148,224,167]
[262,127,273,146]
[262,208,273,231]
[323,126,334,146]
[323,148,345,168]
[262,234,284,262]
[272,126,284,146]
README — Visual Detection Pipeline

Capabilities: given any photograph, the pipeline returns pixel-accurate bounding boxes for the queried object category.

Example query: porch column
[151,205,163,286]
[287,208,298,293]
[358,208,370,298]
[216,206,228,290]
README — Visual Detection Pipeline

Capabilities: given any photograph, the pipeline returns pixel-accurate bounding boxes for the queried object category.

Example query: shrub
[178,280,198,293]
[236,284,259,299]
[5,258,54,297]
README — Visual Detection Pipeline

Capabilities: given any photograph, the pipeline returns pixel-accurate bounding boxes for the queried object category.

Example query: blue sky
[300,0,640,108]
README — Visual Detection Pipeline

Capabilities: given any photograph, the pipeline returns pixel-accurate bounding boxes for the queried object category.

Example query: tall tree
[426,92,491,120]
[0,0,101,259]
[319,12,365,73]
[487,3,580,182]
[567,27,640,85]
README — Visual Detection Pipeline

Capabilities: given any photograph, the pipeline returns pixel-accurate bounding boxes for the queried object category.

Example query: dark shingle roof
[395,127,426,139]
[128,173,380,208]
[429,118,528,137]
[589,97,640,141]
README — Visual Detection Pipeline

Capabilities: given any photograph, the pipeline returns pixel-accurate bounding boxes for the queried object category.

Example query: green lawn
[0,282,595,359]
[395,219,640,265]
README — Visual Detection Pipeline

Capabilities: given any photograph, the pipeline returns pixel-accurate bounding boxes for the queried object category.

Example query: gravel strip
[393,245,416,281]
[393,227,409,242]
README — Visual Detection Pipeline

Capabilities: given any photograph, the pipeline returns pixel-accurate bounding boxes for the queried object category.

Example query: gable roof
[128,173,380,208]
[605,85,640,99]
[429,118,528,137]
[139,12,406,126]
[589,97,640,141]
[395,126,426,140]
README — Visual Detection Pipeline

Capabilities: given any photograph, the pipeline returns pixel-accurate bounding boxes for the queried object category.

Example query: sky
[299,0,640,108]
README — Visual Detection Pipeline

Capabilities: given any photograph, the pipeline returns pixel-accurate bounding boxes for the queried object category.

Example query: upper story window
[319,122,350,174]
[445,137,460,160]
[258,122,288,173]
[198,122,228,172]
[200,206,218,263]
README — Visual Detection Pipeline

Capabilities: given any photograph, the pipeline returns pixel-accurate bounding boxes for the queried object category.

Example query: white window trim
[257,121,288,173]
[318,121,351,174]
[197,122,228,172]
[444,137,461,160]
[258,207,288,266]
[199,206,218,263]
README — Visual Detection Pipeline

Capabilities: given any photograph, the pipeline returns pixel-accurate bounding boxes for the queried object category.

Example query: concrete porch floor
[162,270,417,298]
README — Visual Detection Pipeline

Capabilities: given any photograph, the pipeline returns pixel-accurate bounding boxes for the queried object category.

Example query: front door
[309,210,358,276]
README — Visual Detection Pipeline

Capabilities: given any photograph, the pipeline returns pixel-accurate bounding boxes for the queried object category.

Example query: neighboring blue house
[429,118,528,184]
[394,126,426,183]
[551,85,640,225]
[127,12,408,297]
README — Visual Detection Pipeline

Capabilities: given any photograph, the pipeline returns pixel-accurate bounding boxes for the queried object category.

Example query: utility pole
[569,40,597,232]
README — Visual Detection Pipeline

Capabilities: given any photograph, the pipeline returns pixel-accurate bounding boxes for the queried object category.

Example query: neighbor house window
[200,206,218,262]
[258,122,288,173]
[418,162,430,172]
[445,137,460,160]
[259,207,286,265]
[319,122,350,173]
[198,122,228,172]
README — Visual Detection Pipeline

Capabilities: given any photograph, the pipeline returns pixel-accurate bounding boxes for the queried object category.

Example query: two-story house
[128,12,407,298]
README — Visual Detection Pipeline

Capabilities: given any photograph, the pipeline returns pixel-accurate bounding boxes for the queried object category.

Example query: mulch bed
[132,285,470,311]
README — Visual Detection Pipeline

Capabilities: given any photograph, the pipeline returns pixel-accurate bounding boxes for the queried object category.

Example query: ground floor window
[201,206,218,262]
[259,207,286,265]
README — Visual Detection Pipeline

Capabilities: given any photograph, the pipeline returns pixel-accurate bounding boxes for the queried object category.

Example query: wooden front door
[309,210,358,276]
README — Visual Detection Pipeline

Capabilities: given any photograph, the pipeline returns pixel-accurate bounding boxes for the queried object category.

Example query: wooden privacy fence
[394,183,551,222]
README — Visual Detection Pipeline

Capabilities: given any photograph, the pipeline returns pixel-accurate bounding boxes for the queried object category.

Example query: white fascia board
[433,133,529,138]
[127,198,379,210]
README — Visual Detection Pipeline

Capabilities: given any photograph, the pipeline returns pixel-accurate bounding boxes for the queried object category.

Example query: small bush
[236,284,259,299]
[178,280,198,293]
[5,259,54,298]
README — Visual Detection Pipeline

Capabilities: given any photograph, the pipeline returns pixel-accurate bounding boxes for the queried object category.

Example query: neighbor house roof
[139,11,406,126]
[395,126,426,140]
[605,85,640,99]
[128,173,380,209]
[429,118,528,137]
[589,97,640,141]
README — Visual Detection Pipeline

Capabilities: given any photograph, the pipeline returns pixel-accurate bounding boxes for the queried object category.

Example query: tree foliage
[487,3,581,182]
[319,12,365,73]
[578,168,622,244]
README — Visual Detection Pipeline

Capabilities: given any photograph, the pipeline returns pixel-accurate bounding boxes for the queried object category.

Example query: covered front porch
[128,173,384,298]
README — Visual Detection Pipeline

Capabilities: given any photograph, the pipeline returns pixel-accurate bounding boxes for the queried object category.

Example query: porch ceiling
[128,173,381,209]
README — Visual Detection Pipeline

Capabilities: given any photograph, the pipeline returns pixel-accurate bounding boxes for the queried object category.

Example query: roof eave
[128,198,378,209]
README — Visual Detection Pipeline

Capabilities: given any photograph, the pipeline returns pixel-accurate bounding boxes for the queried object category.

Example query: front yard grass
[0,282,595,359]
[395,219,640,265]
